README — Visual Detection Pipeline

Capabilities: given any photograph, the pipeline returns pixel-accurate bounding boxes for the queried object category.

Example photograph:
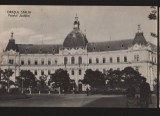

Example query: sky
[0,6,157,55]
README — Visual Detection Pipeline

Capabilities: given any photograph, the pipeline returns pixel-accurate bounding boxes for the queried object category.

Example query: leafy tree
[0,68,3,83]
[121,67,144,88]
[37,75,48,92]
[105,69,122,89]
[16,70,37,89]
[148,6,157,38]
[50,69,70,91]
[82,69,105,88]
[1,69,14,91]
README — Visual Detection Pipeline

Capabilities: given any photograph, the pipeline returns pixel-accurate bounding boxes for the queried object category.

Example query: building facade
[0,16,157,91]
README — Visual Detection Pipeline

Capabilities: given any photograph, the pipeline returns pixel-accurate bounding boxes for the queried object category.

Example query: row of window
[89,56,128,64]
[8,55,141,65]
[22,67,140,77]
[33,69,82,76]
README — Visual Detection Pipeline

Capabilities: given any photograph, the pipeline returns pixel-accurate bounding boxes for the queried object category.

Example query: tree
[121,67,144,89]
[50,69,70,92]
[105,69,122,89]
[1,69,14,92]
[37,75,48,92]
[16,70,37,90]
[148,6,157,38]
[82,69,105,88]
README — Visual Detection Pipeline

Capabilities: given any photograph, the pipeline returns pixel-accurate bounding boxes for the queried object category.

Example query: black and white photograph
[0,6,158,108]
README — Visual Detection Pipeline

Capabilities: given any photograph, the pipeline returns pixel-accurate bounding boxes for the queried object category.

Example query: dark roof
[87,39,133,52]
[132,32,147,45]
[63,28,88,48]
[16,44,62,54]
[5,39,18,51]
[148,42,157,52]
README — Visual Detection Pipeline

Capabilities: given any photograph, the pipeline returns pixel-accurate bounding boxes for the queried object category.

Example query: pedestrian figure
[139,78,151,108]
[86,87,89,96]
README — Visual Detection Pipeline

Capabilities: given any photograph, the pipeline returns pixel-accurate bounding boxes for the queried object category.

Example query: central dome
[63,15,88,48]
[63,28,88,48]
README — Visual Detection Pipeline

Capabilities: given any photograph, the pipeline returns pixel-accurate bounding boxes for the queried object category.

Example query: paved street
[0,94,157,107]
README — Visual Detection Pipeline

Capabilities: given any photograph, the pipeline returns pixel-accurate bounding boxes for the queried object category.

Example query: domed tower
[63,14,88,48]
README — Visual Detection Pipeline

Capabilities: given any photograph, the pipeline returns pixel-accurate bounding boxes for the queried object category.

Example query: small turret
[5,32,18,51]
[74,14,80,29]
[132,25,147,46]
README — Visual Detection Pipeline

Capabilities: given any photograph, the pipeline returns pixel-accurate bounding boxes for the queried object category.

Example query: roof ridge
[89,39,133,44]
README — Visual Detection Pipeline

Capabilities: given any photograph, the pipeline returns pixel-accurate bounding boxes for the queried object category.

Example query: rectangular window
[103,58,106,63]
[41,59,44,65]
[34,70,37,75]
[48,60,51,65]
[134,55,139,62]
[72,70,74,75]
[41,70,44,75]
[117,57,120,63]
[96,58,99,63]
[48,70,51,75]
[55,59,57,64]
[35,59,38,65]
[21,59,24,65]
[89,59,92,64]
[124,56,127,62]
[110,57,112,63]
[135,67,139,72]
[9,59,14,64]
[28,59,31,65]
[79,69,81,75]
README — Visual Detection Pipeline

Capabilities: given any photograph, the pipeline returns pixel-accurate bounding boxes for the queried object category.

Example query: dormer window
[25,48,29,52]
[39,49,42,52]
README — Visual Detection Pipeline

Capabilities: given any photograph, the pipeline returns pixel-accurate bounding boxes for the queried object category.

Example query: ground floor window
[71,70,74,75]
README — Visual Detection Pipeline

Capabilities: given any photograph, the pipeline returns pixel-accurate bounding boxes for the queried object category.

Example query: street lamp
[21,77,24,94]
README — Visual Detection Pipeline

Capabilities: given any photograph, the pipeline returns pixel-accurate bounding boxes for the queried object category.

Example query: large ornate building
[0,15,157,91]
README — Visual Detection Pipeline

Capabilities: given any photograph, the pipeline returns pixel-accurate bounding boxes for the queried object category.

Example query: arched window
[28,59,31,65]
[48,58,51,65]
[78,56,82,64]
[64,57,68,64]
[71,57,75,64]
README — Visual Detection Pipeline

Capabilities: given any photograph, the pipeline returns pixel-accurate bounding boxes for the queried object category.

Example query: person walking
[139,77,151,108]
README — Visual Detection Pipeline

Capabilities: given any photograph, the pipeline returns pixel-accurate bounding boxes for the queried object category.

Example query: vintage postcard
[0,5,158,108]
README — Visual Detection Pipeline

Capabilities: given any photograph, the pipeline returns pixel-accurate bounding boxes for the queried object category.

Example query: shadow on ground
[82,96,157,108]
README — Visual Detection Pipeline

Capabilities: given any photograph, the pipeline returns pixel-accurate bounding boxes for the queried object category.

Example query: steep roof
[148,42,157,52]
[16,44,62,54]
[87,39,133,52]
[132,32,147,45]
[5,39,18,51]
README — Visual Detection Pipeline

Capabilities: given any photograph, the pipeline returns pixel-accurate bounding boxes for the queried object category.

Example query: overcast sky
[0,6,157,54]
